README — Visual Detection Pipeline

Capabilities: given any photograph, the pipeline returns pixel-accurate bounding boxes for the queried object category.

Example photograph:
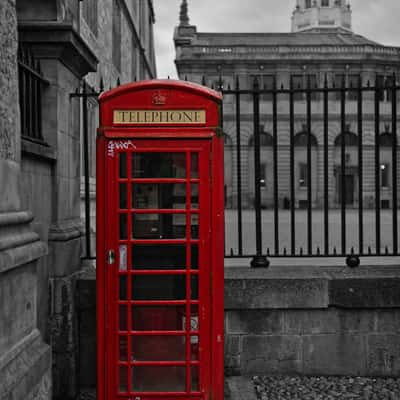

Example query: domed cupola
[291,0,352,32]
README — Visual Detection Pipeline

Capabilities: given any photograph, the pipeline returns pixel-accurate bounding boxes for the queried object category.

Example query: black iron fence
[18,44,49,142]
[72,76,400,266]
[217,75,399,267]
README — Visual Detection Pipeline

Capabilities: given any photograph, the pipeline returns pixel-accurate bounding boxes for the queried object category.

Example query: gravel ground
[253,376,400,400]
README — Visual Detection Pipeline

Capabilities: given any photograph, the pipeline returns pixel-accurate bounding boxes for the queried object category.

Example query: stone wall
[76,264,400,391]
[0,1,51,399]
[225,266,400,377]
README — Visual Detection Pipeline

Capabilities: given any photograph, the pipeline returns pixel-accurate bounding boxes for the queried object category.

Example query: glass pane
[132,183,187,209]
[119,366,128,392]
[191,304,199,331]
[191,153,199,178]
[132,275,186,300]
[132,305,185,331]
[120,214,127,240]
[132,153,186,178]
[191,214,199,239]
[132,214,186,239]
[119,276,127,300]
[191,184,199,209]
[191,337,199,361]
[191,275,198,300]
[191,244,199,269]
[119,153,127,178]
[119,336,128,361]
[119,305,127,331]
[182,313,199,333]
[131,336,186,361]
[191,366,199,392]
[119,184,127,209]
[131,366,185,392]
[131,244,198,270]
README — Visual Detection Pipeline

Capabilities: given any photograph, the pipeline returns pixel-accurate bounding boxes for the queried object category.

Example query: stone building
[174,0,400,209]
[0,0,155,399]
[79,0,156,257]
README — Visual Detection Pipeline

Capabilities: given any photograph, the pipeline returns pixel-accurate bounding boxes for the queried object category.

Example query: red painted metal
[97,80,224,400]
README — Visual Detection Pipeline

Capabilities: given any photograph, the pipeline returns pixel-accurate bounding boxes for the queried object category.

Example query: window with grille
[299,163,308,187]
[291,75,318,101]
[321,0,329,6]
[348,74,360,100]
[18,44,48,142]
[381,164,390,188]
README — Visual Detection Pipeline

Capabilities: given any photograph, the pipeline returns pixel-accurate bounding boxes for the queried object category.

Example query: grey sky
[153,0,400,79]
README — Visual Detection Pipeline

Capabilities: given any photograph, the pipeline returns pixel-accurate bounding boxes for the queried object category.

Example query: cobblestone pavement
[253,376,400,400]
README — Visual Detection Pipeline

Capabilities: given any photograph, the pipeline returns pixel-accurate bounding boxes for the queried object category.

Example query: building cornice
[176,44,400,64]
[18,22,98,78]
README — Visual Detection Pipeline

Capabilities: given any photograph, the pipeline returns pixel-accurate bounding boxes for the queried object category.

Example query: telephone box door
[104,138,212,399]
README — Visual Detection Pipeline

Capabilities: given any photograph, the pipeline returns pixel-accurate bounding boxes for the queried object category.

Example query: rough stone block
[226,310,283,334]
[329,278,400,308]
[225,278,328,309]
[367,334,400,376]
[0,332,52,400]
[0,262,36,353]
[49,236,81,277]
[303,334,367,375]
[283,309,375,335]
[375,310,400,333]
[241,335,302,374]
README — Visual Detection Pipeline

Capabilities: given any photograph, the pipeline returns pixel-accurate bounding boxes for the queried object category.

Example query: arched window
[334,132,358,146]
[294,132,318,147]
[294,132,318,189]
[248,131,273,146]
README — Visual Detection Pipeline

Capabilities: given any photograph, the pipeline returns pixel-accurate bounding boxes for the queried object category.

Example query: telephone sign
[97,80,224,400]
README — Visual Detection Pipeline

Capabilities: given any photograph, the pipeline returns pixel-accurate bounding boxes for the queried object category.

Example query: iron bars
[220,75,400,267]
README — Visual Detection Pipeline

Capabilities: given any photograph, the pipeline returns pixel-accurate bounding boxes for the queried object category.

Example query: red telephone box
[97,80,224,400]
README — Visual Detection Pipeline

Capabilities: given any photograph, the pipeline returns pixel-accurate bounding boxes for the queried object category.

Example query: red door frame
[97,80,224,400]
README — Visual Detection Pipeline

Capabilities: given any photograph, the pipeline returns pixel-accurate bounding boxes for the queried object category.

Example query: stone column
[0,0,51,399]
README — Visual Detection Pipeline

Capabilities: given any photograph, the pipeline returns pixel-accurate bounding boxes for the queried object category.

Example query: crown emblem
[152,91,167,105]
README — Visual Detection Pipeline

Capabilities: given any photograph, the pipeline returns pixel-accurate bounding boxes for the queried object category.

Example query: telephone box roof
[99,79,222,103]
